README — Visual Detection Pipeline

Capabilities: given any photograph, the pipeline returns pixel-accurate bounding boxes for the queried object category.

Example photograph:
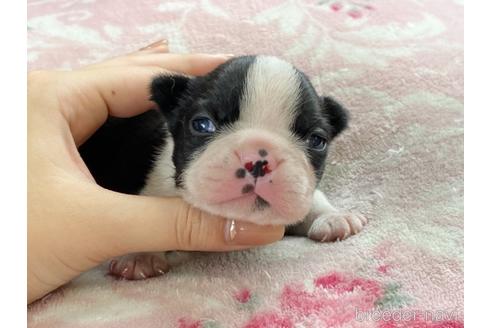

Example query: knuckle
[176,205,206,250]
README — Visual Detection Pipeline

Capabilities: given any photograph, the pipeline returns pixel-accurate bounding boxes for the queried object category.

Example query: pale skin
[27,40,285,304]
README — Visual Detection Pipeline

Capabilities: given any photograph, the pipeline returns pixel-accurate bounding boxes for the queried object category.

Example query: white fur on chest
[139,137,180,197]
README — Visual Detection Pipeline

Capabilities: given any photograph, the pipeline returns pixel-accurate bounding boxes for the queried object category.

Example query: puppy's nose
[237,148,278,178]
[245,159,271,178]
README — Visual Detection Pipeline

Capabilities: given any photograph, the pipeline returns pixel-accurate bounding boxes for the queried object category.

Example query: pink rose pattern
[28,0,463,327]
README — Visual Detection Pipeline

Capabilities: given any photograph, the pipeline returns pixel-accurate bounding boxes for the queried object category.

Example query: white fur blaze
[239,56,301,133]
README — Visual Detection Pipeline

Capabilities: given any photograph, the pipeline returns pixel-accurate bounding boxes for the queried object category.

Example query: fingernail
[139,39,168,50]
[225,219,283,245]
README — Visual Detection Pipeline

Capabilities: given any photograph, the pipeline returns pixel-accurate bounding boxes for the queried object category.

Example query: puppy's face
[151,56,348,225]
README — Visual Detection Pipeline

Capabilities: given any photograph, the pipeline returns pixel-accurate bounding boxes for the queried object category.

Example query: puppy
[79,55,367,279]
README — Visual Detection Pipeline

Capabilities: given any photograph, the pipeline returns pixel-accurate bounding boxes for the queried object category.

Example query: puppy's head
[151,56,348,225]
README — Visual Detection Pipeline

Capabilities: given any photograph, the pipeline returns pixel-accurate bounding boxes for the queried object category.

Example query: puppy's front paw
[109,252,170,280]
[308,212,368,242]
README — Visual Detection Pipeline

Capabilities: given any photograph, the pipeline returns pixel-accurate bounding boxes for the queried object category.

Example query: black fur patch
[322,96,349,139]
[292,72,349,181]
[78,110,167,194]
[149,75,189,127]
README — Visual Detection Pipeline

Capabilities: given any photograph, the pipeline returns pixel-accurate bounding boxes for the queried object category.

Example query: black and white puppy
[79,55,367,279]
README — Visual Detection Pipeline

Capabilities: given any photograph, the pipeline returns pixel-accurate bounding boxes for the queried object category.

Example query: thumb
[88,186,285,257]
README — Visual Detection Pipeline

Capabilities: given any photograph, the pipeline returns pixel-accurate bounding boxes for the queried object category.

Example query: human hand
[27,40,285,304]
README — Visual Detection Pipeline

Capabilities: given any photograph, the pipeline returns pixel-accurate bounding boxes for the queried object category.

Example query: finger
[69,54,233,145]
[83,65,164,117]
[82,54,233,117]
[82,185,285,256]
[65,66,160,145]
[92,54,234,113]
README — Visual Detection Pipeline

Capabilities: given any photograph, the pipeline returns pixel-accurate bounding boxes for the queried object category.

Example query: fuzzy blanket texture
[27,0,464,327]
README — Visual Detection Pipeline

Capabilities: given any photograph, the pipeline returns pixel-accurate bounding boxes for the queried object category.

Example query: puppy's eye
[191,117,216,134]
[307,133,327,151]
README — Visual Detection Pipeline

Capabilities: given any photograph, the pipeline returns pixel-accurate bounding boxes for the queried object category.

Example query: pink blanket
[27,1,464,327]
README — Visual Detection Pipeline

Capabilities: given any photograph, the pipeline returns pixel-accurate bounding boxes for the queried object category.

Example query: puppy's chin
[181,192,313,225]
[180,129,316,225]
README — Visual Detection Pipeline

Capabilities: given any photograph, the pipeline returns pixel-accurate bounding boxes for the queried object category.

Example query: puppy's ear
[321,96,349,139]
[150,74,190,123]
